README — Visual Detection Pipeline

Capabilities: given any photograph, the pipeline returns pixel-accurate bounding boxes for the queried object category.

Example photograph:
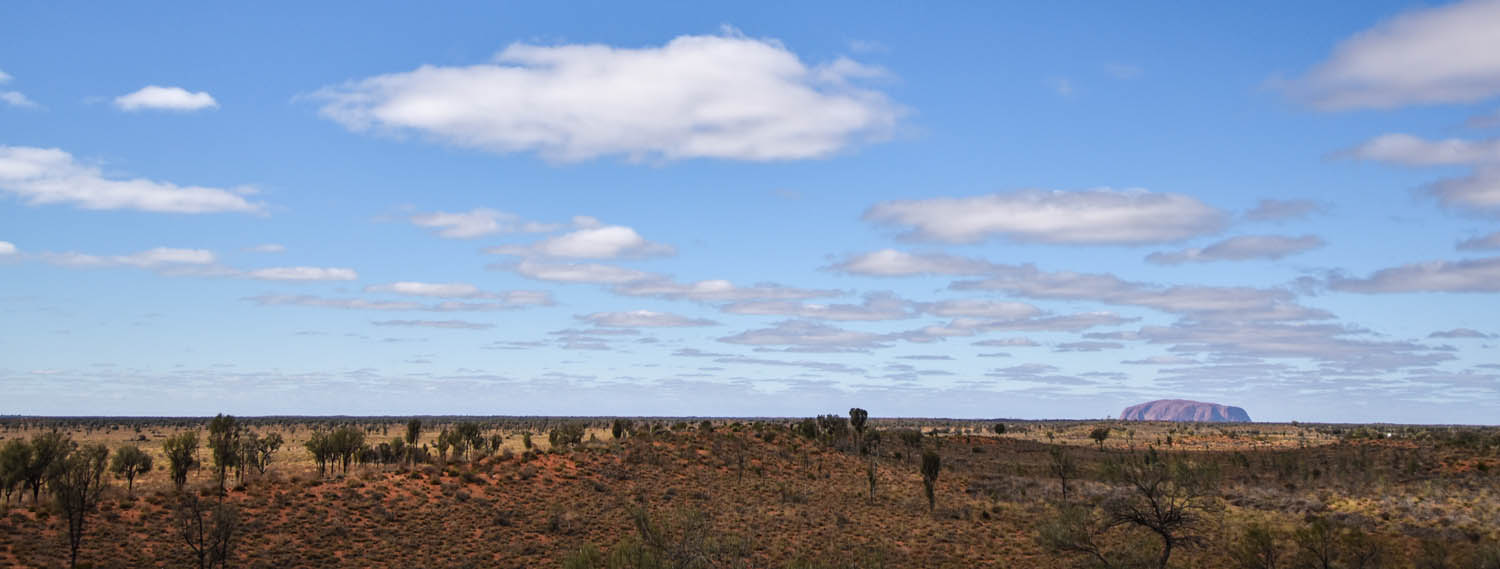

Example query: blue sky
[3,1,1499,422]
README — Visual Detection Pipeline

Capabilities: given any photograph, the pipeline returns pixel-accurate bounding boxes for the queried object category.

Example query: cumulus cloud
[0,241,15,256]
[1146,235,1324,264]
[1429,328,1493,339]
[1244,199,1325,221]
[0,145,261,214]
[825,249,997,276]
[1328,256,1500,293]
[863,189,1227,245]
[505,259,661,284]
[313,30,901,162]
[244,267,357,281]
[1280,0,1500,109]
[1121,355,1200,365]
[1136,320,1451,371]
[488,224,673,259]
[371,319,494,330]
[409,208,558,239]
[612,278,840,302]
[1054,341,1124,352]
[1458,231,1500,250]
[722,292,917,321]
[577,310,717,328]
[113,86,218,111]
[713,356,865,375]
[244,243,286,253]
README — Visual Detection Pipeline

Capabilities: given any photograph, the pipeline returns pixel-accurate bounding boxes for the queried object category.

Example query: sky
[2,1,1499,423]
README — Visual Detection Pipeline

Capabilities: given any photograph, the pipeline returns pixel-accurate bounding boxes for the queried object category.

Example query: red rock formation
[1119,399,1251,422]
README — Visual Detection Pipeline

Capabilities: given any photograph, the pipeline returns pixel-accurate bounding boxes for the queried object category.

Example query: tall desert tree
[109,444,153,495]
[240,432,284,478]
[163,431,200,490]
[920,450,941,513]
[1049,446,1079,501]
[848,408,868,455]
[53,443,109,569]
[305,430,332,477]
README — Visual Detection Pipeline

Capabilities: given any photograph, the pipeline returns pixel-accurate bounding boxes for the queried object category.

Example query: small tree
[1090,426,1111,450]
[176,492,238,569]
[848,408,868,454]
[163,431,200,490]
[243,432,283,477]
[1,439,33,504]
[1049,446,1078,501]
[1292,517,1337,569]
[109,445,153,495]
[920,451,941,513]
[53,444,109,569]
[612,418,632,440]
[993,423,1007,435]
[24,431,71,503]
[305,430,332,477]
[454,422,483,461]
[404,419,422,446]
[1100,455,1220,569]
[206,414,240,493]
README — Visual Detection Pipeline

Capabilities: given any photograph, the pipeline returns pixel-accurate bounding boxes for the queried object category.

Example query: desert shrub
[1227,523,1281,569]
[1098,454,1220,569]
[550,423,586,449]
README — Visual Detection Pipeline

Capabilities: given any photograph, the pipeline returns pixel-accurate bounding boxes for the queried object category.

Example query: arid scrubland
[1,414,1497,568]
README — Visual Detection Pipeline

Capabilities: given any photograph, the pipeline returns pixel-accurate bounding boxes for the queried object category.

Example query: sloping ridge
[1119,399,1251,422]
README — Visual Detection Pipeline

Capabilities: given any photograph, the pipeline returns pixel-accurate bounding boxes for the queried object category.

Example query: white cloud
[1,91,38,109]
[953,264,1328,322]
[488,224,673,259]
[41,247,216,268]
[246,293,548,311]
[722,292,918,321]
[718,319,890,351]
[1146,235,1324,264]
[371,319,493,330]
[313,30,901,162]
[1344,133,1500,166]
[1281,0,1500,110]
[922,299,1041,319]
[1244,199,1325,221]
[1329,256,1500,293]
[113,86,218,112]
[244,243,286,253]
[245,267,357,281]
[863,188,1227,245]
[612,278,841,302]
[506,259,660,284]
[365,282,486,298]
[1429,328,1493,339]
[0,145,261,214]
[827,249,997,276]
[0,69,9,82]
[1343,134,1500,215]
[0,241,16,256]
[1458,231,1500,250]
[409,208,558,239]
[577,310,717,328]
[973,337,1039,347]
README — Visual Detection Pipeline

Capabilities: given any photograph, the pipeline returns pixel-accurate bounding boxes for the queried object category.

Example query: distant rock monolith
[1119,399,1251,422]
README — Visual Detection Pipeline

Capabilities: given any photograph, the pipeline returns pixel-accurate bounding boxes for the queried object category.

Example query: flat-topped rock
[1120,399,1251,422]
